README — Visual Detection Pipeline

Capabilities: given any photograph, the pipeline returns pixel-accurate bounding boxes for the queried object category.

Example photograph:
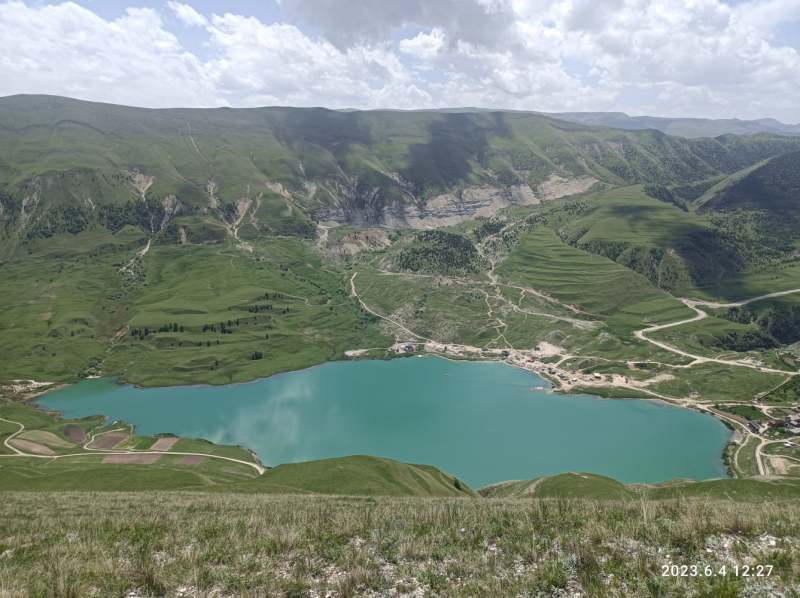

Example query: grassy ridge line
[0,454,475,496]
[203,455,479,497]
[1,490,798,597]
[3,448,800,501]
[693,158,773,208]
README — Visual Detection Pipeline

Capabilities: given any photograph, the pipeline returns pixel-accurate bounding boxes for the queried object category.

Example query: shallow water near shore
[39,356,731,488]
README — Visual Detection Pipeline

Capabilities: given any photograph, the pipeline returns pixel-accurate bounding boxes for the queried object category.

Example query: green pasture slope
[0,456,256,492]
[203,456,479,497]
[0,230,393,386]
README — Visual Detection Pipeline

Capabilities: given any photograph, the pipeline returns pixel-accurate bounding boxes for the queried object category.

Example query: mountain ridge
[338,105,800,138]
[3,94,800,258]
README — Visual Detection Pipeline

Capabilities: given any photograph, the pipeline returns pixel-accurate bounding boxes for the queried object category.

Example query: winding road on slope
[635,289,800,375]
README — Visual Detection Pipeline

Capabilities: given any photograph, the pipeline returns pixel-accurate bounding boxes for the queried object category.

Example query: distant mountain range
[536,112,800,139]
[340,107,800,139]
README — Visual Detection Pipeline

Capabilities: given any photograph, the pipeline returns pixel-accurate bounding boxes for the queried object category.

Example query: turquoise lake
[38,356,731,488]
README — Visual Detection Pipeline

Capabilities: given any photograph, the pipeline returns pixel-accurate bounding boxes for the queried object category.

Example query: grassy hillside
[648,477,800,500]
[2,491,798,597]
[701,149,800,253]
[209,456,478,497]
[2,97,800,388]
[0,454,477,496]
[0,230,393,384]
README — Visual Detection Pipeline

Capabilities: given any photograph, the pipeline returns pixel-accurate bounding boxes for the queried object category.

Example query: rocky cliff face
[312,173,597,228]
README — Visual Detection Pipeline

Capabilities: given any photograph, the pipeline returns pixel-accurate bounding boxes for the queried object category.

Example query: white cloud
[201,14,432,108]
[0,0,799,120]
[390,0,800,119]
[0,1,222,108]
[167,1,208,27]
[277,0,519,51]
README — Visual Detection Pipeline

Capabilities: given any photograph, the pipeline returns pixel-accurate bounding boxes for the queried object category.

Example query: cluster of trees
[472,219,505,242]
[764,376,800,403]
[715,304,800,348]
[670,177,722,203]
[643,184,688,211]
[99,197,165,234]
[154,223,183,245]
[714,329,777,351]
[203,320,239,334]
[396,231,483,276]
[0,188,21,221]
[703,150,800,252]
[131,324,184,338]
[716,306,755,324]
[26,204,91,238]
[250,351,264,361]
[158,323,183,333]
[760,305,800,345]
[247,305,272,313]
[77,358,102,379]
[712,329,779,351]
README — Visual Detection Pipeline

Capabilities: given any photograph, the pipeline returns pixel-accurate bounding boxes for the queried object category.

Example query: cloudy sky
[1,0,799,121]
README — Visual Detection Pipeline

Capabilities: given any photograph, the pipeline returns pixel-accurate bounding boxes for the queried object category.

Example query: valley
[3,97,800,488]
[3,98,800,598]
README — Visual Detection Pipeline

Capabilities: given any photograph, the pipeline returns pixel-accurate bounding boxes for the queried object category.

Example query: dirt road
[684,289,800,310]
[635,292,800,375]
[0,417,265,475]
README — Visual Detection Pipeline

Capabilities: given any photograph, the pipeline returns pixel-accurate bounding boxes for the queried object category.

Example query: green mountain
[3,94,800,262]
[699,149,800,252]
[4,97,800,598]
[404,108,800,137]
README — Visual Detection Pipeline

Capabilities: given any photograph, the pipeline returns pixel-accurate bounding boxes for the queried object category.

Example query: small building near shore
[748,421,761,434]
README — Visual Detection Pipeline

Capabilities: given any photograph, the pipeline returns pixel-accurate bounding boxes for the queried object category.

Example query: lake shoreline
[28,352,717,435]
[34,357,732,487]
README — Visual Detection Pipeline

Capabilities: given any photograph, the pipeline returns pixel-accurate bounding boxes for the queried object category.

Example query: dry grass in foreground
[0,493,798,598]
